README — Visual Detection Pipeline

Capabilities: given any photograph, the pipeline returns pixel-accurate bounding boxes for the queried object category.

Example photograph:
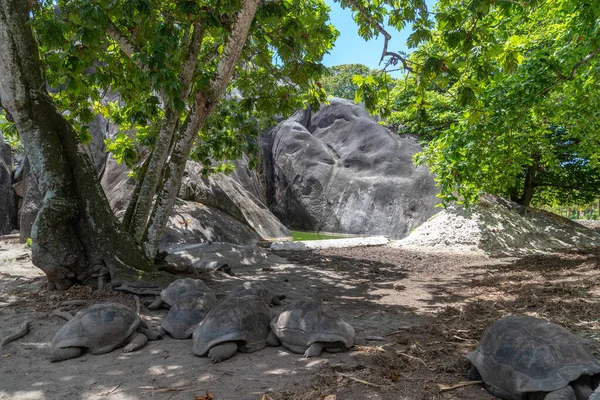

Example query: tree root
[0,320,31,350]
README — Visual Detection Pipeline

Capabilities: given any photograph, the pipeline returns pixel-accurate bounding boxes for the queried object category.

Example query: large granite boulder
[265,98,438,239]
[179,161,291,242]
[0,137,18,234]
[100,158,263,250]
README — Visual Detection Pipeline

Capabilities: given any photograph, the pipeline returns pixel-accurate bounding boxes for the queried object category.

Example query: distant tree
[335,0,600,208]
[321,64,371,99]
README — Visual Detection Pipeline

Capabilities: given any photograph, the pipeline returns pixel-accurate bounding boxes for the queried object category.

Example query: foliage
[0,110,20,149]
[411,0,600,206]
[31,0,337,169]
[321,63,371,99]
[339,0,600,207]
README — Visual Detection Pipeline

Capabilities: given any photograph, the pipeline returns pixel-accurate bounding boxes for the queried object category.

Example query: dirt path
[2,238,599,400]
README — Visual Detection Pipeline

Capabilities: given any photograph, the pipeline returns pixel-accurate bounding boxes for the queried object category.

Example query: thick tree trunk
[0,0,168,290]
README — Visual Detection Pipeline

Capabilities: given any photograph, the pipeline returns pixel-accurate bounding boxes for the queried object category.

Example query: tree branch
[539,46,600,96]
[105,20,142,70]
[208,0,262,104]
[337,0,414,72]
[179,21,204,99]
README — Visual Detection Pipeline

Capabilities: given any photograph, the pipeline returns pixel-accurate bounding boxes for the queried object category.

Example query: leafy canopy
[339,0,600,207]
[30,0,338,172]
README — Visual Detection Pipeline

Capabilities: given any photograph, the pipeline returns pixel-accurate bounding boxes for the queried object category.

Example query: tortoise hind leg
[123,332,148,353]
[303,342,324,358]
[266,331,280,347]
[541,386,576,400]
[467,365,481,381]
[51,347,82,362]
[208,342,238,363]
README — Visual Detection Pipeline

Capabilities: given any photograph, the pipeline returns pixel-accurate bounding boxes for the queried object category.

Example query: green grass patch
[290,230,349,241]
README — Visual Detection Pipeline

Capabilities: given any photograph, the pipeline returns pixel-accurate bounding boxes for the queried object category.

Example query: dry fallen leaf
[323,395,337,400]
[259,395,273,400]
[194,391,214,400]
[2,354,10,358]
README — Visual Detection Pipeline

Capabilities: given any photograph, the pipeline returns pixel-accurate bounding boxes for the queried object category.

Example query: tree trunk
[140,0,262,258]
[0,0,168,290]
[519,155,540,208]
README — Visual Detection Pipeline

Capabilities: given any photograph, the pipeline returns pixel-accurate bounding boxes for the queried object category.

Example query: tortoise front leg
[208,342,238,363]
[542,386,577,400]
[123,332,148,353]
[137,325,162,341]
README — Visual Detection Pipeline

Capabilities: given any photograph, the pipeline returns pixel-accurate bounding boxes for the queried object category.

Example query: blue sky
[322,0,437,72]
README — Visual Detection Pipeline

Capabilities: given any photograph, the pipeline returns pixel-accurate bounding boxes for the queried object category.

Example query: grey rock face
[0,138,18,234]
[267,98,438,239]
[85,114,109,176]
[160,199,262,251]
[179,161,291,242]
[100,158,263,250]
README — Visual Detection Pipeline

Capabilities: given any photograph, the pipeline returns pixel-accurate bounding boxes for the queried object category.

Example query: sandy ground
[2,237,600,400]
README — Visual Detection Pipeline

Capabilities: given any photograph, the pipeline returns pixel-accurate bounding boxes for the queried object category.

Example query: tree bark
[0,0,168,290]
[519,155,540,208]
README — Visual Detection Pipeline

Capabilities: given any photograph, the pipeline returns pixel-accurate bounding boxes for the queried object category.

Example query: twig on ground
[438,381,482,391]
[336,373,383,388]
[60,300,88,307]
[99,383,121,396]
[134,296,141,314]
[51,310,74,321]
[354,311,369,318]
[396,352,429,369]
[0,320,31,349]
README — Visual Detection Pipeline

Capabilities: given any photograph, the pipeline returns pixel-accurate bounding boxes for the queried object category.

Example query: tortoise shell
[162,290,217,339]
[51,303,140,354]
[192,295,272,356]
[468,315,600,399]
[270,300,355,354]
[160,278,212,306]
[227,281,274,304]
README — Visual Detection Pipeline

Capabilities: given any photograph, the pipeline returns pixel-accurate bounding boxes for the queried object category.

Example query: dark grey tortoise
[192,295,279,363]
[51,303,160,362]
[468,315,600,400]
[161,290,218,339]
[227,281,281,305]
[146,278,212,310]
[270,300,355,357]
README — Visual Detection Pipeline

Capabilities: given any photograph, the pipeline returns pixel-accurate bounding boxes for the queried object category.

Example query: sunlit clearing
[0,391,46,399]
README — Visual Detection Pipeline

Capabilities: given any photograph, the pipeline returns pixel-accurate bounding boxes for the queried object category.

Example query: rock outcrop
[263,98,438,239]
[100,158,265,250]
[179,161,291,242]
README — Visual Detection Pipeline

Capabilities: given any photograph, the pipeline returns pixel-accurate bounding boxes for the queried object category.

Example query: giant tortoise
[161,290,217,339]
[192,295,279,363]
[146,278,212,310]
[51,303,160,362]
[270,300,355,357]
[468,315,600,400]
[227,281,281,305]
